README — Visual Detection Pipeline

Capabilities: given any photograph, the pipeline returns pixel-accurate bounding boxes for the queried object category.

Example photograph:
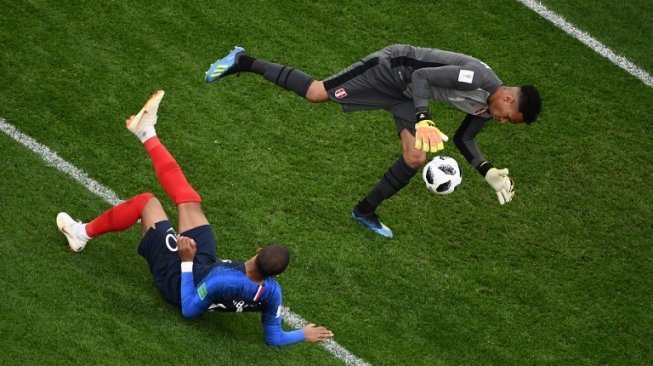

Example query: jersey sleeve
[453,114,491,174]
[260,286,305,346]
[179,264,211,318]
[411,64,486,114]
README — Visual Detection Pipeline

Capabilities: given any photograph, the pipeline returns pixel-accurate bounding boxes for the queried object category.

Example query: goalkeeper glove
[484,167,515,205]
[414,112,448,153]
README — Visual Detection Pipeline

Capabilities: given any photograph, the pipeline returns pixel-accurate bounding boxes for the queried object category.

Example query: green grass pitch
[0,0,651,365]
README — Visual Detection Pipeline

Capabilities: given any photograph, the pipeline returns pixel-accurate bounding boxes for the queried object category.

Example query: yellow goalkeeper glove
[414,114,449,153]
[484,167,515,205]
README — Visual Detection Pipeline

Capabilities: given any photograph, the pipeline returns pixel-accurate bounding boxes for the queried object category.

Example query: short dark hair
[255,244,290,277]
[519,85,542,124]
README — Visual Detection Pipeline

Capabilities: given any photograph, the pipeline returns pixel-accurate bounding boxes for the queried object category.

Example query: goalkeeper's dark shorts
[137,220,218,307]
[323,49,416,136]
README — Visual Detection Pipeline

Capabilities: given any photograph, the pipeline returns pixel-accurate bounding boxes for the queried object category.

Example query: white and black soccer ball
[422,156,462,195]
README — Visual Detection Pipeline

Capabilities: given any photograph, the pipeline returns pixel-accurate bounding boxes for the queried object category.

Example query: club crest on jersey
[334,88,348,99]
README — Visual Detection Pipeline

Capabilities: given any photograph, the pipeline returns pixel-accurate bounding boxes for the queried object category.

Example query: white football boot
[56,212,89,252]
[126,90,165,142]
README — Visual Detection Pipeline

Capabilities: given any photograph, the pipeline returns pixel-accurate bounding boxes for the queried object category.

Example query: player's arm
[178,236,211,317]
[261,294,333,346]
[412,68,449,153]
[411,65,482,153]
[453,114,489,168]
[261,306,305,346]
[453,114,514,204]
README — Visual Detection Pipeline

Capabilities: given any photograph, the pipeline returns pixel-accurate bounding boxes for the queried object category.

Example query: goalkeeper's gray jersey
[388,44,501,117]
[324,44,502,119]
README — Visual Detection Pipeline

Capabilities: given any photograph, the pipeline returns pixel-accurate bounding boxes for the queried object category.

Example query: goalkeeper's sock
[237,54,256,72]
[85,192,154,237]
[237,55,314,98]
[144,137,202,205]
[355,199,375,215]
[357,156,417,212]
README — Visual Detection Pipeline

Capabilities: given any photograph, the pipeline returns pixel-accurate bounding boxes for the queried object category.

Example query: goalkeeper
[205,44,542,238]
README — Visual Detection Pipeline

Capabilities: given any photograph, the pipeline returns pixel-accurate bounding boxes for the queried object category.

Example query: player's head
[489,85,542,124]
[518,85,542,124]
[255,244,290,277]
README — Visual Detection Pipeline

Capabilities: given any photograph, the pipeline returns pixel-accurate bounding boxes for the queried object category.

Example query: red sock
[85,192,154,238]
[143,136,201,204]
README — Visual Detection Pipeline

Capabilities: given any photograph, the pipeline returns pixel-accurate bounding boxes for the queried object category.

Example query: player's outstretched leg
[205,46,245,83]
[126,90,201,206]
[56,193,155,252]
[204,46,316,99]
[350,156,417,238]
[143,137,202,205]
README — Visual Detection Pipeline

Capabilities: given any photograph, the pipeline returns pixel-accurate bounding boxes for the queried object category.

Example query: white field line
[0,117,370,366]
[0,119,123,205]
[517,0,653,88]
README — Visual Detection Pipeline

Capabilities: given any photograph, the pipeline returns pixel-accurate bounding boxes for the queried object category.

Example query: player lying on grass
[204,44,542,238]
[56,90,333,346]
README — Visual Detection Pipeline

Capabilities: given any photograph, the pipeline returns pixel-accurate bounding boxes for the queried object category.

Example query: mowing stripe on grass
[518,0,653,88]
[0,117,371,366]
[0,119,123,206]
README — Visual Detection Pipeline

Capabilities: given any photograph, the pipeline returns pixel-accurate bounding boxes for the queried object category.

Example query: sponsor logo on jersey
[458,70,474,84]
[334,88,348,99]
[208,300,263,313]
[208,303,227,311]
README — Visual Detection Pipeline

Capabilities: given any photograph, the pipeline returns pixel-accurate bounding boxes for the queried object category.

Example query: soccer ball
[422,156,462,195]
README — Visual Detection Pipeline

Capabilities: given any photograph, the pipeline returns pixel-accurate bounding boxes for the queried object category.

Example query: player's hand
[484,167,515,205]
[177,236,197,261]
[414,120,449,153]
[303,323,334,343]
